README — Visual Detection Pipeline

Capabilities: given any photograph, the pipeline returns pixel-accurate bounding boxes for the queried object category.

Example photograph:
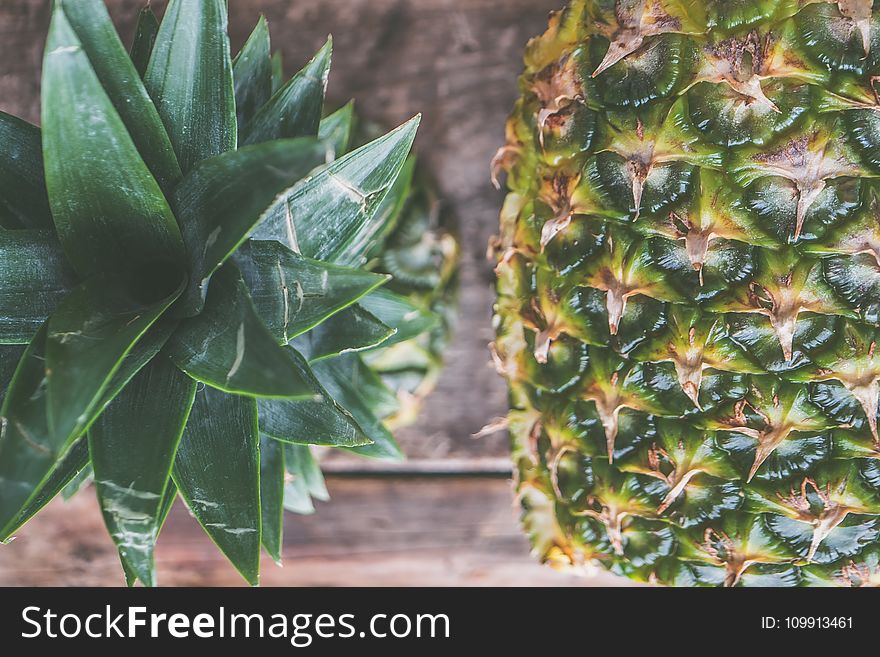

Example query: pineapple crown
[0,0,430,586]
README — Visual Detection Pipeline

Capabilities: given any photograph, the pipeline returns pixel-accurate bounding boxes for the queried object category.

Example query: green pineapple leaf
[0,345,25,405]
[101,319,179,406]
[121,556,138,588]
[0,327,61,536]
[0,321,176,543]
[129,4,159,80]
[89,355,197,587]
[241,38,331,145]
[41,6,185,280]
[46,273,183,448]
[258,434,285,563]
[174,138,327,315]
[291,305,395,362]
[362,155,417,259]
[0,230,73,345]
[144,0,236,173]
[257,347,372,448]
[358,288,440,348]
[289,444,329,500]
[0,437,91,543]
[312,355,404,460]
[173,387,261,586]
[60,463,92,500]
[167,264,315,398]
[234,240,389,345]
[156,479,178,533]
[0,2,435,587]
[319,101,356,160]
[282,444,329,514]
[60,0,181,192]
[252,116,421,265]
[270,51,285,93]
[0,113,52,229]
[233,16,273,131]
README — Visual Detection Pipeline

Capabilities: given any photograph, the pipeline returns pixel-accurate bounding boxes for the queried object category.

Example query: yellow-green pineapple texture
[494,0,880,586]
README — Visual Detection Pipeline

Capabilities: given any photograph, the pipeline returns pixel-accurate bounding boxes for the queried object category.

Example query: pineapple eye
[126,259,188,305]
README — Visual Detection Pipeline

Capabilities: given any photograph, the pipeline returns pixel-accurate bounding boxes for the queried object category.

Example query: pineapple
[0,0,443,587]
[494,0,880,586]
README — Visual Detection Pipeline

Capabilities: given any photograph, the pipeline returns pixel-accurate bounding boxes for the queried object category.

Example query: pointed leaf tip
[144,0,237,173]
[254,114,421,265]
[173,387,261,586]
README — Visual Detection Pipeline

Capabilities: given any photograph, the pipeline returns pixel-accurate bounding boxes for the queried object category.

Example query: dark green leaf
[157,479,177,531]
[100,320,178,411]
[0,112,52,229]
[312,355,403,460]
[270,51,284,93]
[144,0,236,173]
[0,345,26,406]
[257,347,371,448]
[290,305,394,362]
[61,0,181,191]
[61,464,92,500]
[0,435,90,542]
[41,7,185,279]
[122,475,178,585]
[241,38,331,146]
[167,264,314,398]
[233,16,272,132]
[89,355,197,587]
[363,155,416,259]
[173,138,327,315]
[173,387,261,586]
[319,101,356,160]
[0,229,73,345]
[0,326,64,536]
[259,434,284,563]
[0,321,173,542]
[337,354,400,421]
[46,273,183,448]
[358,288,439,348]
[130,5,159,79]
[234,240,388,344]
[121,556,138,587]
[252,117,420,265]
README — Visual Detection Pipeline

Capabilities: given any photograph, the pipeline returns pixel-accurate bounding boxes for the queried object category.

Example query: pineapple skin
[494,0,880,586]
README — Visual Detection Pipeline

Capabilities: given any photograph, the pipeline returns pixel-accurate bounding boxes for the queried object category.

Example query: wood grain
[0,479,626,586]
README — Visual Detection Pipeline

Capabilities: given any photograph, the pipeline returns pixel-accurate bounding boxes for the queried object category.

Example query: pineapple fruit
[0,0,450,587]
[494,0,880,586]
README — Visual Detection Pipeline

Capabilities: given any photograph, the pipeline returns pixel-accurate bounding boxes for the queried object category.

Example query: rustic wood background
[0,0,622,586]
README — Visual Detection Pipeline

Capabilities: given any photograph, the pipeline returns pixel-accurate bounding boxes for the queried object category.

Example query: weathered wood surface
[0,1,628,586]
[0,479,627,586]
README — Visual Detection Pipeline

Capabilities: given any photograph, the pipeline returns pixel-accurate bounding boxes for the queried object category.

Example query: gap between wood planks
[321,457,513,476]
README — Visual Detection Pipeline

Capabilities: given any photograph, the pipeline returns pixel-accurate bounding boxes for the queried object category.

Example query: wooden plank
[0,479,626,586]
